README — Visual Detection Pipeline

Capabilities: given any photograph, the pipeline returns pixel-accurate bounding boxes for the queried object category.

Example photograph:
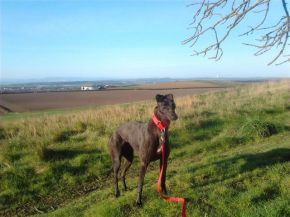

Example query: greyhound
[108,94,178,207]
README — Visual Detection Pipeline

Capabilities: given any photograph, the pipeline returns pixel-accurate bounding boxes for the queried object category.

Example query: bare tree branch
[183,0,290,65]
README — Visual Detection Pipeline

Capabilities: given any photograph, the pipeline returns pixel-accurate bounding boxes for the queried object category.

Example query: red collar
[151,114,170,131]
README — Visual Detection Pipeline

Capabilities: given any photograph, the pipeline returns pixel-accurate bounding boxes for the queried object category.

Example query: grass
[0,79,289,217]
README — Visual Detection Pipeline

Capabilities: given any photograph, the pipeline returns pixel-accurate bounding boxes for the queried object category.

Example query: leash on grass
[152,115,187,217]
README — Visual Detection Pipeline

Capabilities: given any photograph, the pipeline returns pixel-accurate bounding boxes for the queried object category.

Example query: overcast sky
[1,0,289,82]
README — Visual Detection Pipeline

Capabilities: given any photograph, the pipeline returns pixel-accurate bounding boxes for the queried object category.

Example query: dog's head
[155,94,178,121]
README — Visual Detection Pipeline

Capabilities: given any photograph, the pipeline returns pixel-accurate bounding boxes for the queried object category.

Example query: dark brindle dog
[108,94,177,207]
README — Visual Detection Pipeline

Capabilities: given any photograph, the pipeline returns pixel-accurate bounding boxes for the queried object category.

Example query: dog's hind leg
[109,133,122,198]
[113,156,121,197]
[121,159,132,191]
[121,143,133,191]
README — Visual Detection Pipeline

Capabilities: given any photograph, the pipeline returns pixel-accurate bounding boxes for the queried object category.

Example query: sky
[0,0,289,82]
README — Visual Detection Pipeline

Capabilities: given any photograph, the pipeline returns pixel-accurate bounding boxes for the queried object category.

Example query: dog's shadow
[39,147,101,161]
[186,148,290,191]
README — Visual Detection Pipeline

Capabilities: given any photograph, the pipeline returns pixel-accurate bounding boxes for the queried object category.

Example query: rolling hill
[0,79,289,217]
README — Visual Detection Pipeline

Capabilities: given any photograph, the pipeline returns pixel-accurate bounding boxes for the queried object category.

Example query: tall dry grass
[0,80,288,148]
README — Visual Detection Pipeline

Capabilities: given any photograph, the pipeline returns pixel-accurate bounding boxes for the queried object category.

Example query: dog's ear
[166,94,174,100]
[155,94,164,102]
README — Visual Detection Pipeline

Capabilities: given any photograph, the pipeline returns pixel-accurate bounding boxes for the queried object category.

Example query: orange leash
[157,141,187,217]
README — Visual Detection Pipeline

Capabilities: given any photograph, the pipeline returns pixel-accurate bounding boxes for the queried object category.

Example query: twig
[184,0,290,65]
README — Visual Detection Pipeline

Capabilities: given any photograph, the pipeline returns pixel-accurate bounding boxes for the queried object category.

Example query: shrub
[240,117,279,139]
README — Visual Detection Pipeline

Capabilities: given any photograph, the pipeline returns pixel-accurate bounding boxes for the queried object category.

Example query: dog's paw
[161,185,168,195]
[123,184,128,191]
[115,190,120,198]
[161,188,168,195]
[135,200,142,208]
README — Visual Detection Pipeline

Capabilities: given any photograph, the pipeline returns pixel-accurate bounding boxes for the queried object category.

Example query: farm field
[138,80,234,89]
[0,79,289,217]
[0,80,230,114]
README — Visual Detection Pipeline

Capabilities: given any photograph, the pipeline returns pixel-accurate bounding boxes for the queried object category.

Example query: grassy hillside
[0,80,289,217]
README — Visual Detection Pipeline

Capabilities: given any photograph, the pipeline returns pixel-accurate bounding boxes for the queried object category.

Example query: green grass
[0,80,289,217]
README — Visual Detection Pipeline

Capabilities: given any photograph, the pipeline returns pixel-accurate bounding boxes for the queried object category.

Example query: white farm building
[81,83,107,91]
[81,85,94,91]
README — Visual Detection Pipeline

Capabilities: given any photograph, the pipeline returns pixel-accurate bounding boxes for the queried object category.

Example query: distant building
[81,83,107,91]
[81,86,93,91]
[81,83,94,91]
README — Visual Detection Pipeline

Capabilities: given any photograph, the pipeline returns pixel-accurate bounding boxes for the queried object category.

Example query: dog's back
[114,121,147,152]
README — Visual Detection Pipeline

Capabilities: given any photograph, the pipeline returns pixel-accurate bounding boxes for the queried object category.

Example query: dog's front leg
[160,156,168,194]
[160,138,170,195]
[136,162,148,207]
